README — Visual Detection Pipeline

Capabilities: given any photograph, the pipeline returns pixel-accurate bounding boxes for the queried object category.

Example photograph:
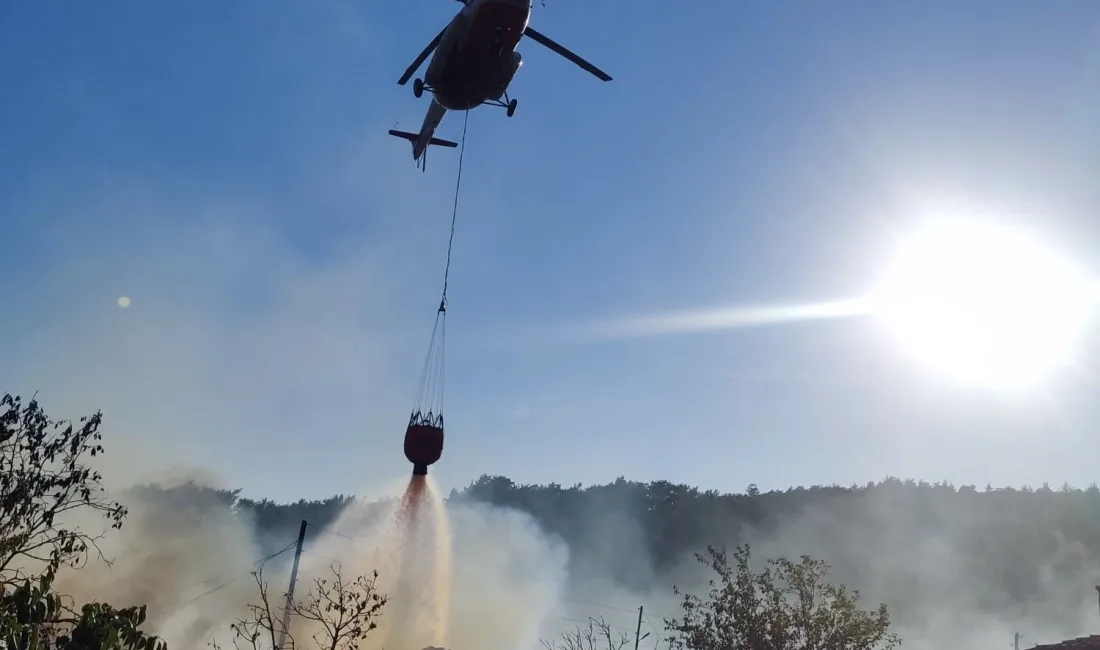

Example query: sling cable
[403,110,469,477]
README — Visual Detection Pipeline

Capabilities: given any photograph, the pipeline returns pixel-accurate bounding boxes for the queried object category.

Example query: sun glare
[871,217,1096,389]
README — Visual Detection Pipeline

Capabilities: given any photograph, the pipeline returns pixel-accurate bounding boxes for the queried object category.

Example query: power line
[301,549,347,567]
[180,540,298,606]
[561,598,640,614]
[547,615,596,626]
[321,528,360,542]
[642,614,667,649]
[305,520,373,545]
[557,599,676,629]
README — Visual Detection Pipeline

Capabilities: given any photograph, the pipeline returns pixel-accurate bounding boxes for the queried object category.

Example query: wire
[301,549,346,567]
[440,109,469,310]
[561,598,640,614]
[306,521,355,540]
[547,615,595,626]
[643,614,666,645]
[316,527,364,544]
[180,540,298,606]
[410,109,468,418]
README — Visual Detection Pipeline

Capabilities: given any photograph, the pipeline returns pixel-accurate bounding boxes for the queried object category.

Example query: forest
[131,473,1100,644]
[5,391,1098,650]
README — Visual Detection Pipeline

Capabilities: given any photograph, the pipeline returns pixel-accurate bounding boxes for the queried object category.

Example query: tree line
[135,451,1100,636]
[13,392,1092,649]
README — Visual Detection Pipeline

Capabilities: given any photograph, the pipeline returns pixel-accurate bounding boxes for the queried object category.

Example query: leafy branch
[665,544,900,650]
[290,565,387,650]
[215,563,387,650]
[0,394,127,589]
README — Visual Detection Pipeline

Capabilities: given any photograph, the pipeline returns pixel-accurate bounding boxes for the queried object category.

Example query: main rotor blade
[398,26,448,86]
[523,27,612,82]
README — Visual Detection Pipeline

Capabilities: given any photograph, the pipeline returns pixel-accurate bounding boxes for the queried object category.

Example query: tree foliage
[221,565,284,650]
[0,394,164,650]
[1,571,165,650]
[156,473,1100,633]
[0,394,127,584]
[291,566,386,650]
[218,563,387,650]
[665,545,899,650]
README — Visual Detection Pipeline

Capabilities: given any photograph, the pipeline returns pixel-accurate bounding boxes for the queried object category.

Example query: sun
[870,217,1096,389]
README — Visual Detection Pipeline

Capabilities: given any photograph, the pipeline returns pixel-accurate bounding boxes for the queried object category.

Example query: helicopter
[388,0,612,169]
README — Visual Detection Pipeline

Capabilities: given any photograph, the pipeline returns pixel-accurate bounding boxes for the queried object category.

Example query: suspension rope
[410,110,468,423]
[439,109,469,313]
[412,308,445,424]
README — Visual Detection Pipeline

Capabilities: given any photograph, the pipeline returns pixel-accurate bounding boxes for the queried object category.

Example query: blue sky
[4,1,1100,502]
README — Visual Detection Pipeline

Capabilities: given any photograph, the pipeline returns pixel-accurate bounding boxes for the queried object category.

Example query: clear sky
[4,1,1100,502]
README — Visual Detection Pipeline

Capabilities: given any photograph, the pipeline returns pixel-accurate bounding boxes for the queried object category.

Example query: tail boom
[387,130,459,152]
[388,100,453,170]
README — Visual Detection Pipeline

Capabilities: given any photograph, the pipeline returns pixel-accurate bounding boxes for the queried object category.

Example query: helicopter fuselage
[425,0,530,110]
[392,0,609,167]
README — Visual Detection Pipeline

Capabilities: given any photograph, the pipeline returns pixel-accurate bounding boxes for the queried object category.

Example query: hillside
[129,475,1100,646]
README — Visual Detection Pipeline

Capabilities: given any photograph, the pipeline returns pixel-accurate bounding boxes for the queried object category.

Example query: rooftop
[1033,636,1100,650]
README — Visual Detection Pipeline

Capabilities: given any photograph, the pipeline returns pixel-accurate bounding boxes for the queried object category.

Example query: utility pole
[276,520,308,650]
[1015,632,1020,650]
[635,606,644,650]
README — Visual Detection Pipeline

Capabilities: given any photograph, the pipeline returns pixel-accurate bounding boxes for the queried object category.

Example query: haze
[4,1,1100,650]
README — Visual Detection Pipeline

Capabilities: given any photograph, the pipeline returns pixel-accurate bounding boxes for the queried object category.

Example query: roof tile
[1033,635,1100,650]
